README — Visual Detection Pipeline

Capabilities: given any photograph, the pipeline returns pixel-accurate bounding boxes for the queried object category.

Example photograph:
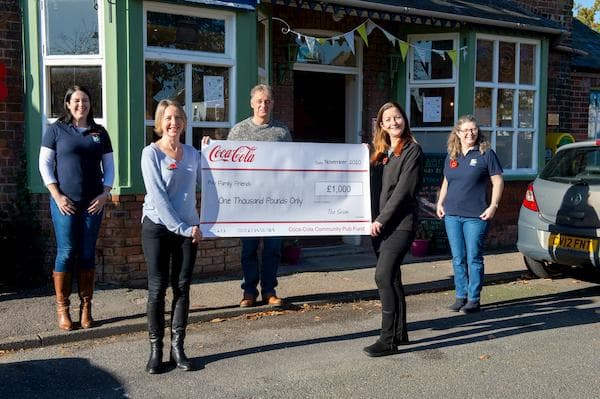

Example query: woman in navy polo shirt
[436,115,504,313]
[364,102,424,357]
[39,85,114,331]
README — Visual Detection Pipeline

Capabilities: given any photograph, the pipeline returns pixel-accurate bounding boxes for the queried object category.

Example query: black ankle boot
[363,340,398,357]
[146,338,163,374]
[170,333,193,371]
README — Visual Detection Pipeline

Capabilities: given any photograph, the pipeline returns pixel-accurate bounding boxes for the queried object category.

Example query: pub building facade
[5,0,599,284]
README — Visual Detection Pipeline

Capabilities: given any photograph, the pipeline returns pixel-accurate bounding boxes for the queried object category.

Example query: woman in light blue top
[141,99,202,374]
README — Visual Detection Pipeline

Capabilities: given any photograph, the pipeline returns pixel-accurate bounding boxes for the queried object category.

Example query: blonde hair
[447,114,490,160]
[153,100,187,136]
[371,102,416,164]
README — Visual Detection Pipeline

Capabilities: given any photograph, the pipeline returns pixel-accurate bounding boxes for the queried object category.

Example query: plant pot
[411,239,430,257]
[282,246,302,265]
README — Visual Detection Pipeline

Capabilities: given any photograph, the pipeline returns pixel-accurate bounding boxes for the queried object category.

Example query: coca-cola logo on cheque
[208,145,256,163]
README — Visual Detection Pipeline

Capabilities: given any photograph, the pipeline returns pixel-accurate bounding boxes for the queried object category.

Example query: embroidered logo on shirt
[90,132,102,143]
[470,159,478,167]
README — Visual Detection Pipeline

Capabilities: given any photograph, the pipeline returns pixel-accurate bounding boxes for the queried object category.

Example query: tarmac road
[1,276,600,399]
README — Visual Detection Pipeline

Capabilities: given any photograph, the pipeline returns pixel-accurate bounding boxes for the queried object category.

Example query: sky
[575,0,595,8]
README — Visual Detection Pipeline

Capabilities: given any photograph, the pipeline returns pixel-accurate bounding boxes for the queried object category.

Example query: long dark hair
[57,85,98,128]
[371,102,415,164]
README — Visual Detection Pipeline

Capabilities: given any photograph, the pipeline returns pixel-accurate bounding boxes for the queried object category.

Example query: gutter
[325,0,567,35]
[553,45,588,56]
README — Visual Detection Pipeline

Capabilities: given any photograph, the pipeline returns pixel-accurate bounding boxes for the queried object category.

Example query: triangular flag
[317,38,327,45]
[447,50,457,66]
[344,31,356,54]
[356,23,369,47]
[382,28,396,45]
[306,37,317,57]
[414,43,430,63]
[366,19,377,35]
[433,49,446,61]
[399,41,409,61]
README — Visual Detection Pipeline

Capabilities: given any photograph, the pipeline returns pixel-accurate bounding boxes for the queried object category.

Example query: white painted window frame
[475,34,541,175]
[39,0,106,128]
[406,33,459,134]
[144,2,236,145]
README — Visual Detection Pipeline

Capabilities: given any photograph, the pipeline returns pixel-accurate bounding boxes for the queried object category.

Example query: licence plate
[549,233,599,253]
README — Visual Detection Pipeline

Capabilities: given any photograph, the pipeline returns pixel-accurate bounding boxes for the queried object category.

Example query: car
[517,140,600,278]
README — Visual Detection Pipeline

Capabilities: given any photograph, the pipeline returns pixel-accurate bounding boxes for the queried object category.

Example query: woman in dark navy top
[364,102,424,357]
[436,115,503,313]
[39,85,114,331]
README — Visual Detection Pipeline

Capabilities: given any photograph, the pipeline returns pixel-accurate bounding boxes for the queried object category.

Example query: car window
[540,147,600,183]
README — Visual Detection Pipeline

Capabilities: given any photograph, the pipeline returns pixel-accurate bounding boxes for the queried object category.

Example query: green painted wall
[236,11,258,121]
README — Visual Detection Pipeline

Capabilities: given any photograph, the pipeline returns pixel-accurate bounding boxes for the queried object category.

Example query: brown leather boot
[78,269,96,329]
[52,272,73,331]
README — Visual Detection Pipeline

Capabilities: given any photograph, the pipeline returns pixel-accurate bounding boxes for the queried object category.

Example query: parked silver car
[517,140,600,278]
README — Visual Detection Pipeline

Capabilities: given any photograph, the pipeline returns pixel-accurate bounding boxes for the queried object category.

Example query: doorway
[293,71,346,143]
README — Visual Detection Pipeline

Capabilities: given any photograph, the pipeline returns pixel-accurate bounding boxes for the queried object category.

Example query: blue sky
[575,0,594,7]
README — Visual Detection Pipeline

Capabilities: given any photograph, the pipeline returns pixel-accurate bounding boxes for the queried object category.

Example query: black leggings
[372,229,414,345]
[142,217,198,338]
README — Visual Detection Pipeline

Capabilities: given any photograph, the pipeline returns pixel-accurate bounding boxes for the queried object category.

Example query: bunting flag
[271,17,468,63]
[399,41,409,61]
[447,49,457,65]
[356,22,369,47]
[344,31,356,54]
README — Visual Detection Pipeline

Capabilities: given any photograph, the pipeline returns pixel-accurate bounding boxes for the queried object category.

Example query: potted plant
[411,222,433,257]
[282,238,302,265]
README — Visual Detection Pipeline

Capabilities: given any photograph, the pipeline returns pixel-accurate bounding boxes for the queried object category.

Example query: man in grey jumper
[228,84,292,307]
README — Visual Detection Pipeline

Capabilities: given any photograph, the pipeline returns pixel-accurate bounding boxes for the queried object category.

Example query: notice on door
[200,140,372,237]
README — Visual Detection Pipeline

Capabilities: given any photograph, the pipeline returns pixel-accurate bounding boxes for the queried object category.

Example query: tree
[575,0,600,32]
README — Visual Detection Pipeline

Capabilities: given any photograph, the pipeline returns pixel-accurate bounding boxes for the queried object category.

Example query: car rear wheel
[523,256,554,279]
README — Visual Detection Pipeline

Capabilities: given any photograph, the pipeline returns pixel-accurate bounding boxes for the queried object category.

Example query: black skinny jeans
[372,229,414,345]
[142,217,198,340]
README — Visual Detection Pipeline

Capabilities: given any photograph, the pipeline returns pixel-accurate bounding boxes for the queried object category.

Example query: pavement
[0,246,528,352]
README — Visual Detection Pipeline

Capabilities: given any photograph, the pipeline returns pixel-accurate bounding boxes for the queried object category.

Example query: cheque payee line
[203,168,368,172]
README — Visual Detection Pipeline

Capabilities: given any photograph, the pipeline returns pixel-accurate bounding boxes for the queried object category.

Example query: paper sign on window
[204,76,224,108]
[423,96,441,123]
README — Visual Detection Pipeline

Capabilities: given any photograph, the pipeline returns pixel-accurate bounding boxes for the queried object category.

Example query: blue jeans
[240,237,281,297]
[50,198,104,273]
[444,215,489,302]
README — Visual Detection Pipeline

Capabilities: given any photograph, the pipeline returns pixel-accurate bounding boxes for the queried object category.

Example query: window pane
[191,66,229,122]
[192,127,230,148]
[412,131,449,154]
[145,61,185,121]
[48,66,102,118]
[497,89,514,127]
[410,87,455,128]
[499,42,515,83]
[495,130,513,169]
[295,37,356,67]
[520,44,535,85]
[517,131,533,168]
[518,90,535,128]
[475,87,493,126]
[412,40,454,80]
[45,0,99,55]
[147,11,225,53]
[476,40,493,82]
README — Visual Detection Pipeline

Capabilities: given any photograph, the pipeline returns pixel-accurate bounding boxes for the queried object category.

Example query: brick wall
[34,193,242,287]
[0,0,23,220]
[570,72,600,140]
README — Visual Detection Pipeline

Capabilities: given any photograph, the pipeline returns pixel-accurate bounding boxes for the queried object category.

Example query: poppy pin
[382,157,389,165]
[167,163,178,170]
[450,159,459,169]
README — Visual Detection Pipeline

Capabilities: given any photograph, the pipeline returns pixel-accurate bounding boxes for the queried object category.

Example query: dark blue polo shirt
[42,121,113,203]
[443,147,503,218]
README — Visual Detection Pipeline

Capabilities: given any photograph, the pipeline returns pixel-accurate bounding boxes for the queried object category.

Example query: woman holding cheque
[141,100,202,374]
[365,102,424,357]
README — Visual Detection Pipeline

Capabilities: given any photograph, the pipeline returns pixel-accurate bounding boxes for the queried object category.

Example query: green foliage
[575,0,600,32]
[415,221,433,241]
[0,149,46,288]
